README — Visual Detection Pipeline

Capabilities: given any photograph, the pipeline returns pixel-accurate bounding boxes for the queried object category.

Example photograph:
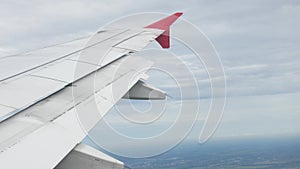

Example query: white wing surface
[0,12,183,169]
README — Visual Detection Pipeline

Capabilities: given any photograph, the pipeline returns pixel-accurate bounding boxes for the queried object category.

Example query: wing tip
[145,12,183,29]
[145,12,183,49]
[174,12,183,17]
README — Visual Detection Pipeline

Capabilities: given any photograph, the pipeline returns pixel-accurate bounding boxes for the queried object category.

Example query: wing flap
[55,143,124,169]
[123,80,166,100]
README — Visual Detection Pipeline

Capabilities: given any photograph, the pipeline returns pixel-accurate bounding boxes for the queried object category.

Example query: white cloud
[1,0,299,141]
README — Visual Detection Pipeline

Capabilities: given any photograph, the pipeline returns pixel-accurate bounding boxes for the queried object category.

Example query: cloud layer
[1,0,299,141]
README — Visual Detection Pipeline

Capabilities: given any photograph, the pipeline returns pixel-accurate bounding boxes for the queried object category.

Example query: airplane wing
[0,12,182,169]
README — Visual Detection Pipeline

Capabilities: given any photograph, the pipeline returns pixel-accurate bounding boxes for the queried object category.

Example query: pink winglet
[145,12,183,48]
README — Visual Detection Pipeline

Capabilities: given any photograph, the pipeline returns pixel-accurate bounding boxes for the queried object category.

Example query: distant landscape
[114,136,300,169]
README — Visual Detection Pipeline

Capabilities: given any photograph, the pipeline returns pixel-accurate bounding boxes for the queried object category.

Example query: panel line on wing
[65,59,101,67]
[29,74,70,84]
[0,29,129,83]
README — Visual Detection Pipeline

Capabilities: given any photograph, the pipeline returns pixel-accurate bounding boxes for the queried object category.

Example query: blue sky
[1,0,300,156]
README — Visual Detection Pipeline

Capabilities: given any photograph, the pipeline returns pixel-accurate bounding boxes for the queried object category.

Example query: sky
[1,0,300,156]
